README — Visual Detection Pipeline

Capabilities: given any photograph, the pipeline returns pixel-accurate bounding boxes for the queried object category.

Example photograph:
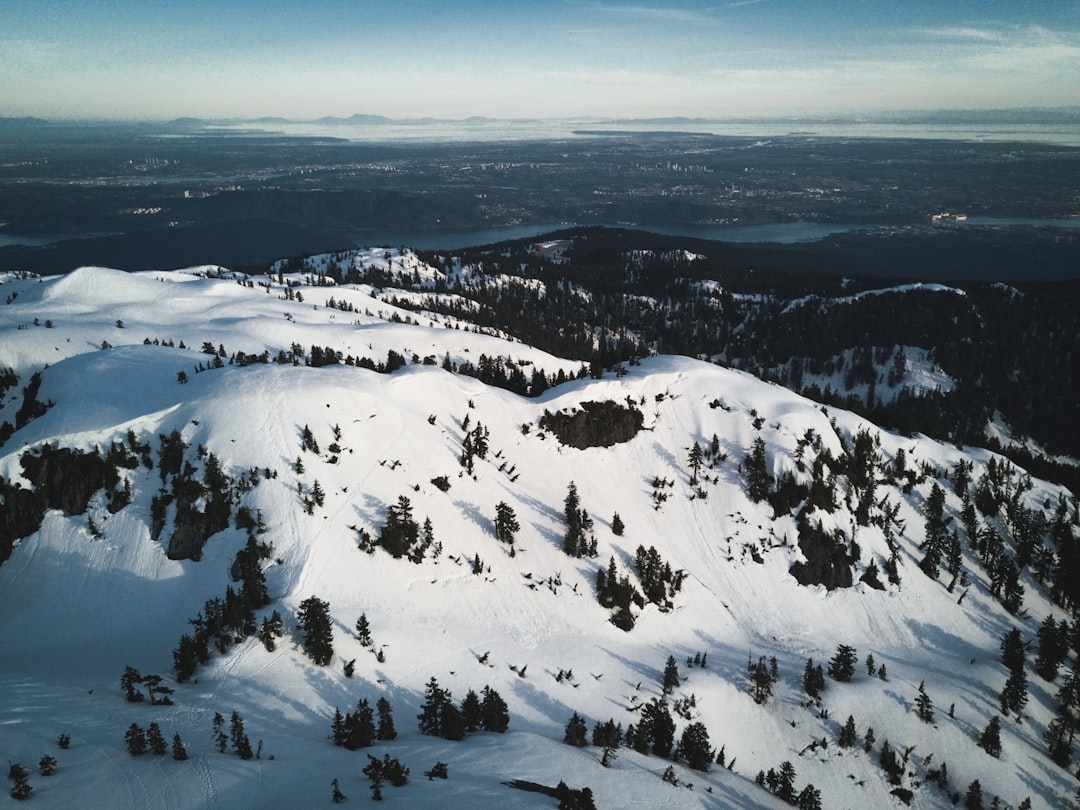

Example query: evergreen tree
[125,723,147,756]
[965,779,983,810]
[640,699,675,758]
[345,699,375,750]
[611,512,625,536]
[230,710,253,759]
[460,689,482,733]
[147,722,167,755]
[1035,615,1070,682]
[376,697,397,741]
[494,501,520,545]
[172,733,188,761]
[828,644,858,682]
[879,740,902,785]
[776,760,798,804]
[212,712,228,753]
[296,595,334,666]
[331,777,346,803]
[749,657,774,705]
[919,482,949,579]
[481,686,509,733]
[915,680,934,723]
[564,712,589,747]
[687,441,703,485]
[9,769,31,801]
[355,613,372,647]
[802,658,825,698]
[417,677,451,737]
[120,665,144,702]
[676,722,713,771]
[979,716,1002,757]
[999,668,1028,716]
[37,755,57,776]
[362,754,385,801]
[745,437,770,502]
[662,655,680,695]
[863,726,876,752]
[999,627,1026,673]
[838,715,857,748]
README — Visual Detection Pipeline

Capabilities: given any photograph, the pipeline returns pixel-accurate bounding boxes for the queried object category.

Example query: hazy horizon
[2,1,1078,122]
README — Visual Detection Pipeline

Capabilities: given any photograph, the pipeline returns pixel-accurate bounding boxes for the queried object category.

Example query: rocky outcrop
[789,510,854,590]
[539,400,644,450]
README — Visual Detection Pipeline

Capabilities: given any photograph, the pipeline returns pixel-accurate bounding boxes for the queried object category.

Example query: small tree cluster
[756,760,821,810]
[417,678,509,740]
[635,545,684,608]
[595,556,644,631]
[748,655,778,705]
[332,698,396,749]
[562,481,597,558]
[120,666,174,705]
[362,753,409,800]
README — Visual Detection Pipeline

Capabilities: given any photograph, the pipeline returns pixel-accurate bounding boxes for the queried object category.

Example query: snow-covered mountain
[0,254,1076,809]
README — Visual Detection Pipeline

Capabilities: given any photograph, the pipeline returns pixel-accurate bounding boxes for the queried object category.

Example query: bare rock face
[789,511,854,591]
[539,401,644,450]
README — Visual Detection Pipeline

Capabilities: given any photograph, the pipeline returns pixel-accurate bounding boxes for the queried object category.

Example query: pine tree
[919,482,949,579]
[230,710,253,759]
[172,733,188,761]
[979,716,1002,757]
[9,769,31,801]
[120,665,144,702]
[611,512,625,536]
[676,722,713,771]
[212,712,228,753]
[838,715,857,748]
[662,655,680,695]
[745,437,770,502]
[564,712,588,747]
[802,658,825,698]
[999,627,1025,673]
[965,779,983,810]
[480,686,509,732]
[355,613,372,647]
[37,755,57,776]
[828,644,858,682]
[418,677,451,737]
[863,726,876,752]
[687,441,703,485]
[999,668,1028,716]
[494,501,520,545]
[1035,615,1069,682]
[297,595,334,666]
[125,723,147,755]
[147,722,167,755]
[915,680,934,723]
[331,777,346,803]
[459,688,482,733]
[376,697,397,741]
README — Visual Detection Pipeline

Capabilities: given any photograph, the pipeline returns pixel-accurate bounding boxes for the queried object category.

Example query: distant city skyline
[2,1,1078,121]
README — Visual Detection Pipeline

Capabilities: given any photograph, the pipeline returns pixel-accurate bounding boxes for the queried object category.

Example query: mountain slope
[0,259,1076,809]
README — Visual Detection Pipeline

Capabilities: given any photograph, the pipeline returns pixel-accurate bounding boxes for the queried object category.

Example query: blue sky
[1,0,1078,120]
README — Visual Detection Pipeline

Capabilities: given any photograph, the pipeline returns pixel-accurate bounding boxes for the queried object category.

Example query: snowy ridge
[0,262,1076,809]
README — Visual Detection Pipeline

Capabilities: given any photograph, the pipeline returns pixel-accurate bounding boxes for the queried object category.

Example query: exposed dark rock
[20,445,104,516]
[789,510,853,590]
[539,400,643,449]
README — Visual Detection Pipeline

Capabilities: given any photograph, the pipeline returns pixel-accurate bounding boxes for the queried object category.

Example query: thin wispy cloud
[587,3,716,24]
[916,27,1002,42]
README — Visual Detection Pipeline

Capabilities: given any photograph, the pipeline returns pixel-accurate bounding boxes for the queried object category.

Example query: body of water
[353,217,1080,252]
[214,119,1080,148]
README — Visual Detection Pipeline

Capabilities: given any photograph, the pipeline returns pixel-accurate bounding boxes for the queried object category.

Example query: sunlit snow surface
[0,259,1074,809]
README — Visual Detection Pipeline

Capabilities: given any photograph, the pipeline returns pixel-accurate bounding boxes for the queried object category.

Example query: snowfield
[0,258,1076,809]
